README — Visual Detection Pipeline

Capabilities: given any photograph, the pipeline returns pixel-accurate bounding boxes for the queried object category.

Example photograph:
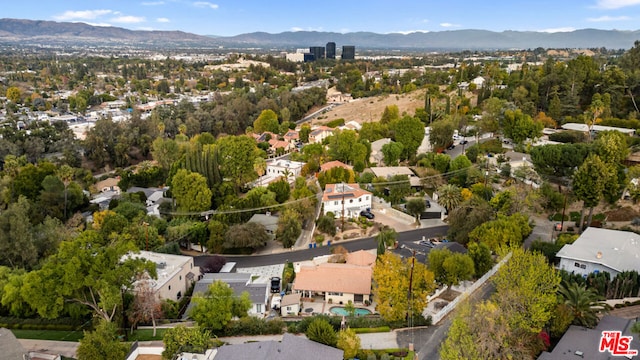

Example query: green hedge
[353,326,390,334]
[0,317,87,331]
[325,118,345,128]
[222,317,285,337]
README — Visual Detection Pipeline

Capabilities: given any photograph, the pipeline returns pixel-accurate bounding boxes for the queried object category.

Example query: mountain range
[1,18,640,50]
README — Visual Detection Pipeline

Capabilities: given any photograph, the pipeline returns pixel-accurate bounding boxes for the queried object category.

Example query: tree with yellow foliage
[372,252,435,322]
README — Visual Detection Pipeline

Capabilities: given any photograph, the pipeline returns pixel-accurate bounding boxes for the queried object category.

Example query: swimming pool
[329,306,372,316]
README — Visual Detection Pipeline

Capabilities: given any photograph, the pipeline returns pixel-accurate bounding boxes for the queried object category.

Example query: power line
[160,164,481,217]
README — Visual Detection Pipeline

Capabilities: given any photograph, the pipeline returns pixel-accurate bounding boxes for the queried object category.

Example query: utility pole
[407,250,416,358]
[143,222,149,251]
[341,182,345,233]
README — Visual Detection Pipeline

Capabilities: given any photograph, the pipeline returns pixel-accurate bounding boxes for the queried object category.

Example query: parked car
[459,140,468,145]
[425,199,431,208]
[360,210,375,219]
[447,144,456,150]
[270,277,281,293]
[271,295,281,310]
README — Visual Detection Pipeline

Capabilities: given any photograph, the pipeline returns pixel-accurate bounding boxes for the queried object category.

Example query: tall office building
[326,42,336,59]
[341,45,355,60]
[309,46,325,61]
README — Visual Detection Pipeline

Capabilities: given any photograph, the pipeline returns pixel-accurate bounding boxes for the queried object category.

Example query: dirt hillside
[312,89,427,126]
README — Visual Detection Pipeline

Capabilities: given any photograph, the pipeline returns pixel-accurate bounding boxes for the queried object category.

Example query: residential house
[283,129,299,144]
[213,333,343,360]
[292,258,373,305]
[248,213,279,239]
[364,166,423,188]
[127,251,199,302]
[557,227,640,277]
[320,160,353,173]
[338,120,362,131]
[369,138,392,165]
[268,138,294,154]
[94,177,121,194]
[471,76,486,88]
[187,273,269,318]
[308,126,334,144]
[264,159,305,184]
[322,183,372,219]
[126,186,170,217]
[561,122,635,136]
[538,315,639,360]
[417,127,432,154]
[280,293,302,316]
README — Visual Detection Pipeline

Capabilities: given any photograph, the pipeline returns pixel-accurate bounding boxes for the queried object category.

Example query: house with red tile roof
[322,183,372,219]
[292,262,373,305]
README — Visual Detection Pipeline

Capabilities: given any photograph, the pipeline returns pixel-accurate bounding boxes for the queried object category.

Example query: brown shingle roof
[292,263,372,295]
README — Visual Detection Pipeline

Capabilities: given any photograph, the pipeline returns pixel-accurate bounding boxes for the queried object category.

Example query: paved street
[195,226,449,268]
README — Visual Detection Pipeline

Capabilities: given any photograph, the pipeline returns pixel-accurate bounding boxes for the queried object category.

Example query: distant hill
[1,18,640,50]
[220,29,640,50]
[0,18,217,47]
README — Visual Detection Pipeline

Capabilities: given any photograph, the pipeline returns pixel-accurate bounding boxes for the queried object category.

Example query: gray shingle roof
[0,328,27,360]
[213,333,343,360]
[556,227,640,274]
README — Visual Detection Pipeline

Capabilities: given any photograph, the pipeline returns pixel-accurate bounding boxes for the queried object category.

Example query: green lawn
[11,329,84,342]
[11,328,166,342]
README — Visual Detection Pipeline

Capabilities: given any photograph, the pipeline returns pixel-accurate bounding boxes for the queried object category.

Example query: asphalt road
[194,226,448,268]
[396,282,497,360]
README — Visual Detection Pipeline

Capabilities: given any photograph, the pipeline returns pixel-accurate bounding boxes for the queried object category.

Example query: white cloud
[440,22,461,28]
[594,0,640,9]
[392,30,430,35]
[587,15,631,21]
[156,17,170,23]
[290,26,323,32]
[111,15,146,24]
[142,1,165,5]
[53,9,113,21]
[86,22,113,27]
[193,1,219,9]
[538,27,576,33]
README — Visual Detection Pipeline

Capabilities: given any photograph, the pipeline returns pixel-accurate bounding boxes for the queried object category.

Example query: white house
[557,227,640,277]
[471,76,486,88]
[263,159,305,184]
[280,293,302,316]
[127,251,199,302]
[322,183,372,219]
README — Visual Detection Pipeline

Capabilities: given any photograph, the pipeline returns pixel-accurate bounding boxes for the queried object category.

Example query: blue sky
[3,0,640,36]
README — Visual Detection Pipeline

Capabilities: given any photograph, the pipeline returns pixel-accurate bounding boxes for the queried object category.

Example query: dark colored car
[460,140,468,145]
[270,277,281,293]
[425,199,431,208]
[360,210,375,219]
[447,144,455,150]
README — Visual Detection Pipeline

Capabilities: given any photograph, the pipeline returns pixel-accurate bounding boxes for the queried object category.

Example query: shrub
[222,317,284,336]
[326,118,346,128]
[353,326,391,334]
[306,318,338,347]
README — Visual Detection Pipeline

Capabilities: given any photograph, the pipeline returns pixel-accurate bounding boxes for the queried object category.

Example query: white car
[271,295,281,310]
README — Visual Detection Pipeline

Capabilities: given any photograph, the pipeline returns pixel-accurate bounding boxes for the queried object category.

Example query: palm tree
[559,282,609,328]
[436,184,463,213]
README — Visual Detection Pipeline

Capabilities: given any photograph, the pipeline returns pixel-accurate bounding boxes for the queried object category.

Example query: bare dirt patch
[312,90,427,126]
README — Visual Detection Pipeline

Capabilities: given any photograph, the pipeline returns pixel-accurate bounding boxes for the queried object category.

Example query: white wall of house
[323,194,371,219]
[325,293,370,305]
[281,303,301,316]
[558,257,619,278]
[155,260,197,302]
